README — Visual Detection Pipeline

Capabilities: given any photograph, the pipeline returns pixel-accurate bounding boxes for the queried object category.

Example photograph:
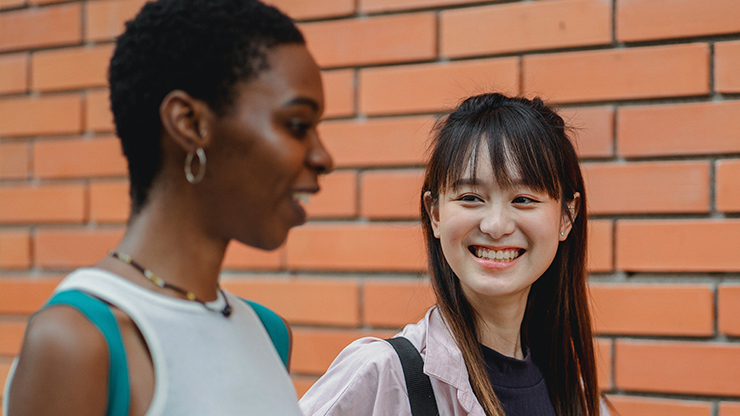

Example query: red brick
[35,228,124,269]
[717,159,740,213]
[301,14,435,68]
[0,320,25,356]
[615,340,740,396]
[293,375,318,398]
[322,69,354,119]
[721,403,740,416]
[595,338,611,389]
[85,0,147,42]
[34,136,127,179]
[718,285,740,336]
[0,184,86,224]
[291,328,394,375]
[0,0,25,10]
[523,43,709,103]
[0,277,62,314]
[308,170,356,219]
[441,0,611,58]
[590,284,714,336]
[286,223,425,272]
[0,141,29,179]
[31,45,113,92]
[221,241,283,270]
[319,116,432,168]
[221,277,360,327]
[360,58,520,116]
[268,0,353,20]
[0,52,27,94]
[89,180,130,224]
[0,4,81,52]
[360,169,424,219]
[618,101,740,157]
[86,89,115,133]
[360,0,489,13]
[716,41,740,93]
[0,94,82,137]
[607,396,711,416]
[558,106,613,158]
[617,0,740,42]
[587,220,612,273]
[616,220,740,272]
[582,161,710,214]
[362,279,434,328]
[0,229,31,269]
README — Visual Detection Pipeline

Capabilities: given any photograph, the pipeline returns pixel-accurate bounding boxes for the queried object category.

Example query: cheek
[437,209,477,258]
[526,210,563,259]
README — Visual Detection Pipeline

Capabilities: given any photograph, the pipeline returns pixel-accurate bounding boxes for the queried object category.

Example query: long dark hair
[421,93,599,416]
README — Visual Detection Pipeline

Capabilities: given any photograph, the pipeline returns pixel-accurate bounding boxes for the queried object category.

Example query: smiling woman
[3,1,331,415]
[299,93,605,416]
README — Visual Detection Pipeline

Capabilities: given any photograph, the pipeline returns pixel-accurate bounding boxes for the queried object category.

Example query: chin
[235,227,288,252]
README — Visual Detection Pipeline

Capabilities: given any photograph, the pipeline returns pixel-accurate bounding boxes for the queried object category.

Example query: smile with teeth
[292,192,311,206]
[470,246,524,262]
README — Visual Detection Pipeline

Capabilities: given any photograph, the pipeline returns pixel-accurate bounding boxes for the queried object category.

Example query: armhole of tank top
[45,290,131,416]
[240,298,290,368]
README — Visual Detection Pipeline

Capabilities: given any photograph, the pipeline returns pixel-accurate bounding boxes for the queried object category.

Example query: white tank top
[4,268,302,416]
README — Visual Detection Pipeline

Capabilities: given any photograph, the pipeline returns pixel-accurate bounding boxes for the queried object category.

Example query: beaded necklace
[109,251,232,317]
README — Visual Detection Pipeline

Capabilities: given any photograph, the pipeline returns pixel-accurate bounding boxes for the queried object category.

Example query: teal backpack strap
[242,299,291,368]
[45,290,130,416]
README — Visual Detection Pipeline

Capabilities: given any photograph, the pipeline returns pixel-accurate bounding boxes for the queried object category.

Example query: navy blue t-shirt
[481,344,557,416]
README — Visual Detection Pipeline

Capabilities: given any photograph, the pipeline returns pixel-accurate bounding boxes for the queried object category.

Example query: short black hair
[109,0,305,213]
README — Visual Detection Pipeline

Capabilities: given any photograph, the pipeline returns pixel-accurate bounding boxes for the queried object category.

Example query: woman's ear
[559,192,580,241]
[423,191,441,239]
[160,90,212,152]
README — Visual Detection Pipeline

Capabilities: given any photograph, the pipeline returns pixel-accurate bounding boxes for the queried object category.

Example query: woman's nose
[308,135,334,175]
[479,206,516,239]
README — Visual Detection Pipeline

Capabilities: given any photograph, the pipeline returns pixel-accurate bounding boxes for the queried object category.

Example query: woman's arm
[7,306,109,416]
[299,337,411,416]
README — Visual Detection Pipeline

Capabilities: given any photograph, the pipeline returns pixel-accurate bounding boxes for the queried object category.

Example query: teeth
[293,192,311,205]
[474,247,521,262]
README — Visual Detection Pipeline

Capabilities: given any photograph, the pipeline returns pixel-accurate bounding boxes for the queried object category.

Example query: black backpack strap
[385,337,440,416]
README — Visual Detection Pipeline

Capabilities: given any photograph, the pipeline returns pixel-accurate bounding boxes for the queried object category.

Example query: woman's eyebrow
[450,177,480,190]
[282,96,319,111]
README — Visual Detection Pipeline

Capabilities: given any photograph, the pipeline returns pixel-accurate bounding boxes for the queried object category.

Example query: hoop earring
[185,148,206,184]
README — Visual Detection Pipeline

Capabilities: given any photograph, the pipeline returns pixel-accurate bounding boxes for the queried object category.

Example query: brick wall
[1,0,739,414]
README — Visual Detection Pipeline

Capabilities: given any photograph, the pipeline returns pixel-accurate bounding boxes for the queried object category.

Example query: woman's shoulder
[6,305,110,415]
[326,336,405,376]
[299,336,412,416]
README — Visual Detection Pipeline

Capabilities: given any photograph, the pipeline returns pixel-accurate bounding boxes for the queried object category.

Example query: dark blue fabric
[481,344,556,416]
[46,290,130,416]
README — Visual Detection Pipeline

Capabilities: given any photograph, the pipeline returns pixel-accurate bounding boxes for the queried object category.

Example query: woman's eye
[513,196,537,204]
[458,195,482,203]
[287,120,311,138]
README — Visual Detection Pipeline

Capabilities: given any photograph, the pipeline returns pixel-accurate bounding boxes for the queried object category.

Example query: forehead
[452,141,522,189]
[234,43,324,111]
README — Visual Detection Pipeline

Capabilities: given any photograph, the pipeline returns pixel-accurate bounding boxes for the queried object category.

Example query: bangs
[430,104,562,200]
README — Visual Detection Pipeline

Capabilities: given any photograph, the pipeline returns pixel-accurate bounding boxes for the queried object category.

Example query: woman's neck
[466,288,530,360]
[101,186,228,302]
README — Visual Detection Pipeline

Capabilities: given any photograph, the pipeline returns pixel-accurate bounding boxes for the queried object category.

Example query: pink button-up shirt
[299,306,486,416]
[299,306,610,416]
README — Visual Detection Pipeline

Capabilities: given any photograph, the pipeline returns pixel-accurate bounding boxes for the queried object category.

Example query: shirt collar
[423,306,480,412]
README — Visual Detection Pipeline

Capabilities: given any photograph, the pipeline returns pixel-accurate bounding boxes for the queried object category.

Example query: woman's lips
[468,245,525,269]
[289,191,313,224]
